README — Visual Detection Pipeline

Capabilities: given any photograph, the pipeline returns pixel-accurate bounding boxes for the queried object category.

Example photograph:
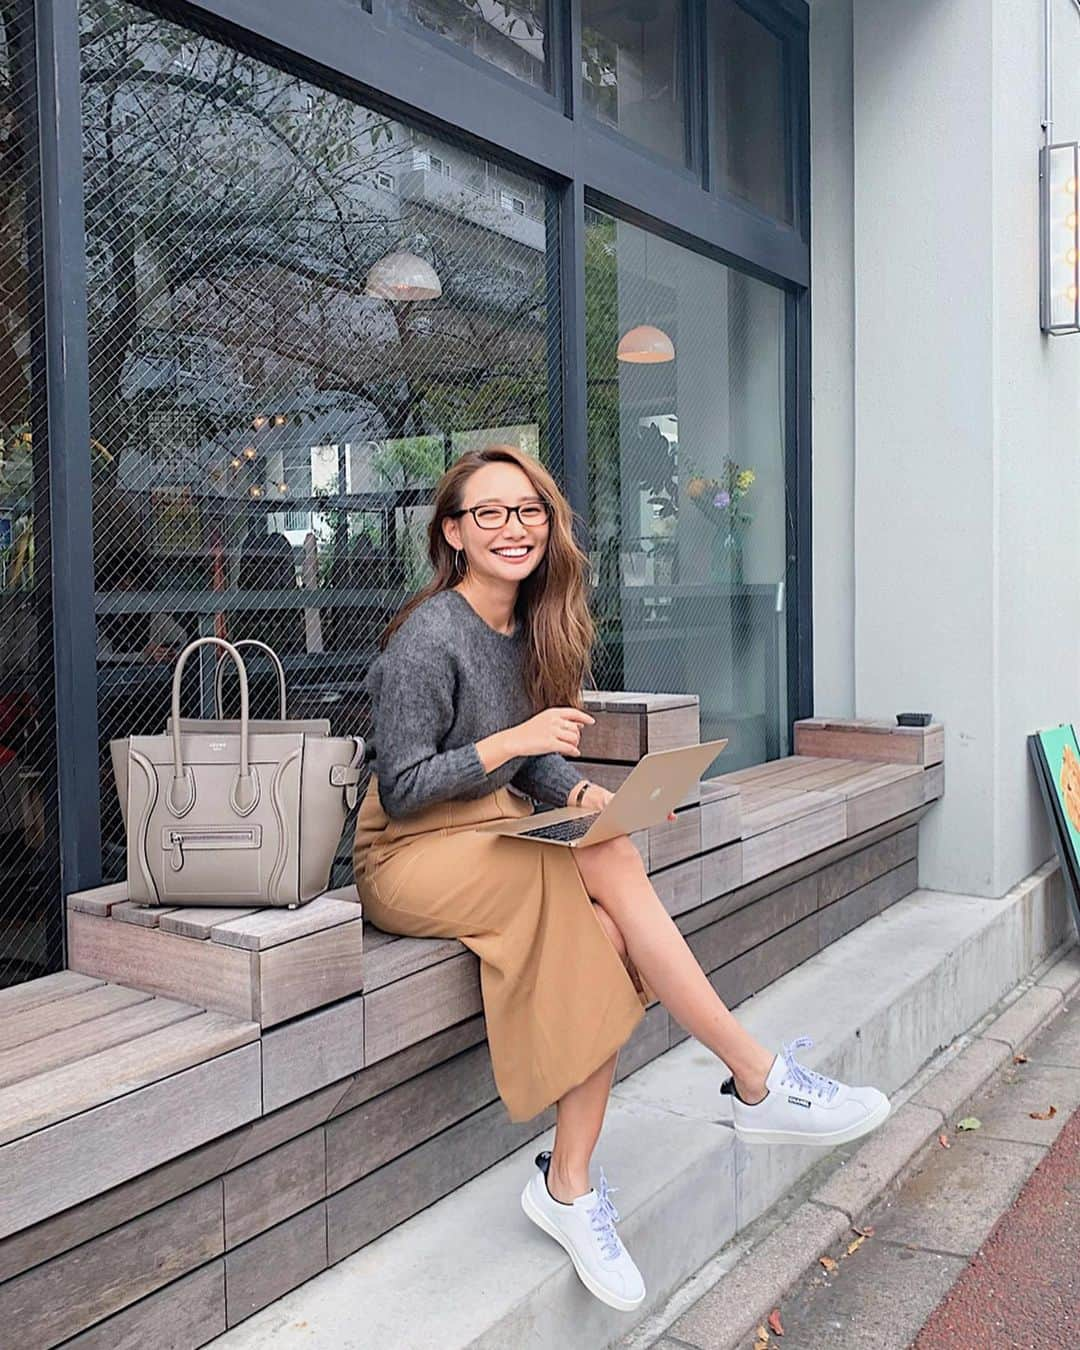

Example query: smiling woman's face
[442,461,550,584]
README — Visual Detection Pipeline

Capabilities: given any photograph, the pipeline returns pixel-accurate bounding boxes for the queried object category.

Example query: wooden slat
[648,805,701,871]
[0,971,104,1018]
[796,761,921,797]
[255,918,365,1028]
[701,787,741,849]
[67,910,255,1022]
[712,756,820,786]
[740,787,845,838]
[0,983,151,1053]
[0,996,202,1089]
[794,718,944,766]
[711,912,821,1010]
[846,766,938,836]
[61,1262,226,1350]
[225,1203,328,1327]
[701,842,743,902]
[819,859,918,945]
[159,908,258,940]
[229,1081,351,1172]
[224,1131,326,1250]
[582,691,699,713]
[110,902,179,928]
[361,927,465,993]
[330,1014,487,1119]
[0,1010,258,1145]
[261,996,364,1114]
[742,801,847,883]
[363,950,481,1065]
[817,824,918,907]
[0,1042,261,1238]
[650,856,702,917]
[614,1004,670,1079]
[0,1181,224,1348]
[326,1043,497,1193]
[689,875,819,974]
[65,882,128,917]
[210,897,361,951]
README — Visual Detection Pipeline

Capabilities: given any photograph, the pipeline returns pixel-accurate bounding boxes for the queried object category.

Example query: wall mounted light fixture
[1039,0,1080,334]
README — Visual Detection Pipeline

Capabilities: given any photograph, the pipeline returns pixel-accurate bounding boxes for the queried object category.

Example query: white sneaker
[520,1152,646,1312]
[722,1036,891,1148]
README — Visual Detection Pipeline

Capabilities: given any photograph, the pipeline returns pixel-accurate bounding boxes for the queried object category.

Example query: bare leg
[546,905,627,1202]
[573,836,776,1103]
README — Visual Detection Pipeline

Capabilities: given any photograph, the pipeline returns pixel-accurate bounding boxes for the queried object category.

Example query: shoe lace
[587,1169,624,1262]
[780,1036,840,1103]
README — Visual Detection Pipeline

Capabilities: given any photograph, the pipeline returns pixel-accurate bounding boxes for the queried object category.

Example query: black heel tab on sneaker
[535,1150,552,1174]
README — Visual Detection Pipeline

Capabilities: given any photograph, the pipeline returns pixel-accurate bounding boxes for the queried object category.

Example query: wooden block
[110,902,179,928]
[689,875,818,974]
[363,951,482,1065]
[228,1081,349,1172]
[361,926,465,993]
[62,1261,226,1350]
[0,971,103,1017]
[739,787,846,838]
[742,801,847,884]
[160,908,258,940]
[261,996,364,1114]
[67,910,255,1022]
[326,1043,497,1193]
[700,842,744,902]
[224,1130,326,1249]
[650,857,701,918]
[0,1133,246,1284]
[225,1204,327,1326]
[924,762,945,799]
[328,1099,553,1263]
[0,1181,223,1346]
[582,690,699,714]
[846,769,935,837]
[255,918,365,1028]
[614,1004,670,1082]
[819,859,918,946]
[0,982,151,1053]
[700,785,741,849]
[648,805,701,871]
[0,1009,258,1145]
[817,825,918,908]
[0,1043,261,1238]
[0,996,201,1090]
[794,718,944,766]
[61,1262,226,1350]
[330,1015,487,1120]
[65,882,128,917]
[210,897,361,951]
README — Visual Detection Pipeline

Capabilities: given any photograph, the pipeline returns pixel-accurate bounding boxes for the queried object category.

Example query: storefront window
[581,0,687,166]
[81,0,556,883]
[710,1,792,222]
[400,0,549,90]
[585,206,789,770]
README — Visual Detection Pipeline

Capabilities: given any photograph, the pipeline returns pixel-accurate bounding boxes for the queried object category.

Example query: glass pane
[585,206,789,771]
[0,4,62,988]
[401,0,548,90]
[710,1,792,222]
[81,0,556,886]
[581,0,687,166]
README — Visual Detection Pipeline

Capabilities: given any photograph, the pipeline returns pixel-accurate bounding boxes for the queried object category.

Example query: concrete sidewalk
[630,940,1080,1350]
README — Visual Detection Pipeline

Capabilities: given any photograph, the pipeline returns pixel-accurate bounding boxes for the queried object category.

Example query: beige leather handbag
[111,637,365,908]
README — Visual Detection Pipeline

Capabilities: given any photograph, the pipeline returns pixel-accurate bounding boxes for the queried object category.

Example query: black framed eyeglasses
[450,501,552,530]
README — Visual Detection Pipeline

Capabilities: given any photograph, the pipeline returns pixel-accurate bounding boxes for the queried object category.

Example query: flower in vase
[713,490,731,509]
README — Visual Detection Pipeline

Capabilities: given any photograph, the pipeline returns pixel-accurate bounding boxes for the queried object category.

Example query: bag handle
[169,637,258,817]
[213,639,287,719]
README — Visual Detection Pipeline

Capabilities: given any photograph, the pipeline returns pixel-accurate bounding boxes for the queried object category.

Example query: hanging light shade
[364,251,442,301]
[617,324,675,363]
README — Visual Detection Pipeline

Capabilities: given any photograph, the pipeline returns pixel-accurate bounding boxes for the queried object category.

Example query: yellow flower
[737,470,755,491]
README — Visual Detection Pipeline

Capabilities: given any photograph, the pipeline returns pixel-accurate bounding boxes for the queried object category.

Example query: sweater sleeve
[511,752,586,808]
[371,639,490,818]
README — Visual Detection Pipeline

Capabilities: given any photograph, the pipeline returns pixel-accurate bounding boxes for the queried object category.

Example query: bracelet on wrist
[573,780,591,808]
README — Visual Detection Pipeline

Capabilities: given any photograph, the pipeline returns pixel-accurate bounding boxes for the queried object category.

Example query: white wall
[812,0,1080,895]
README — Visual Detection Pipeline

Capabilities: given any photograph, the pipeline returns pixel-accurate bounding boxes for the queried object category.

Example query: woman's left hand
[577,782,676,822]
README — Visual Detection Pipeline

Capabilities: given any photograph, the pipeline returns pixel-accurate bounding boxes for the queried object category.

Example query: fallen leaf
[852,1224,875,1238]
[846,1234,866,1256]
[1013,1052,1029,1064]
[768,1308,785,1336]
[956,1117,981,1131]
[938,1133,951,1148]
[1029,1104,1058,1120]
[753,1324,770,1350]
[819,1254,839,1273]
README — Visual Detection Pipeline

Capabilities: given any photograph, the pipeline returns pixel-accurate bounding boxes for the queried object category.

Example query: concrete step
[210,861,1068,1350]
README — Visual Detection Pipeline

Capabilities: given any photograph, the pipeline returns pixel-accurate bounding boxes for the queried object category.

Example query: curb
[662,939,1080,1350]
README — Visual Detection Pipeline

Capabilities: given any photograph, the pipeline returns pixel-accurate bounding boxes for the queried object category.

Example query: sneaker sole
[733,1094,892,1148]
[520,1183,646,1312]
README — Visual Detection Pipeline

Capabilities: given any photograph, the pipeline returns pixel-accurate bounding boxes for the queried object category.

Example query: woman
[353,445,890,1313]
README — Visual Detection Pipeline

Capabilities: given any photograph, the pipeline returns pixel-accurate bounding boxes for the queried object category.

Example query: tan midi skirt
[353,778,651,1123]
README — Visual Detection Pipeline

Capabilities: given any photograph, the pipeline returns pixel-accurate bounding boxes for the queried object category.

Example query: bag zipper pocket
[163,825,262,872]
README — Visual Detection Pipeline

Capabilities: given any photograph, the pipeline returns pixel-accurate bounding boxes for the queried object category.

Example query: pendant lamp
[617,231,674,362]
[364,249,442,301]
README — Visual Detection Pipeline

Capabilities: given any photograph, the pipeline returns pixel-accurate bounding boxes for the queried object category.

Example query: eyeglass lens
[472,503,550,529]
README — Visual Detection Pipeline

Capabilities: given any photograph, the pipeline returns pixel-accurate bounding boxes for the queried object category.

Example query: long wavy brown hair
[378,445,596,711]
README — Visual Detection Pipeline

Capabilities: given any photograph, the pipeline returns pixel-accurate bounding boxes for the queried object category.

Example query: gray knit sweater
[367,588,585,819]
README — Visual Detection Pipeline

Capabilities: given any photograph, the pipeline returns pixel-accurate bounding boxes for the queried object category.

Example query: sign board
[1028,726,1080,936]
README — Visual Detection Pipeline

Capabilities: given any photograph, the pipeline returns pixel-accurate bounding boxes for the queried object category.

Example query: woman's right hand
[509,707,596,758]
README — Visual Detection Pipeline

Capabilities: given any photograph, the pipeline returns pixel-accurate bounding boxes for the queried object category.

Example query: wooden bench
[0,706,944,1345]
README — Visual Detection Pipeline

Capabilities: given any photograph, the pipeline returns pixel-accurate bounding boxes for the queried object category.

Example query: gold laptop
[477,738,729,849]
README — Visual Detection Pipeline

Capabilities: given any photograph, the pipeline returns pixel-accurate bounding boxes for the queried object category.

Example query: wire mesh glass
[584,205,789,773]
[80,0,558,885]
[0,3,62,989]
[398,0,549,90]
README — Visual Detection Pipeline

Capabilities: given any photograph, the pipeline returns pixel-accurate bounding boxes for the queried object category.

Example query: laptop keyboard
[518,813,600,843]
